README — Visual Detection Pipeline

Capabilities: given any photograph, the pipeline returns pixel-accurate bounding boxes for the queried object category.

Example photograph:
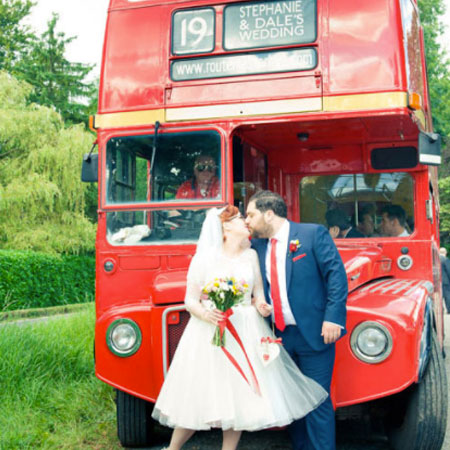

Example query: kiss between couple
[152,190,348,450]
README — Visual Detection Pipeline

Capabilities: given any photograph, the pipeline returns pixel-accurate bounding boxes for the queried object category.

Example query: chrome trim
[162,305,187,377]
[350,321,393,364]
[397,255,413,270]
[418,297,432,380]
[106,318,142,357]
[423,281,434,295]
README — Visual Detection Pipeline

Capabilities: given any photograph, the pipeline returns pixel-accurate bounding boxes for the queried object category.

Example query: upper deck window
[105,130,222,206]
[300,173,414,238]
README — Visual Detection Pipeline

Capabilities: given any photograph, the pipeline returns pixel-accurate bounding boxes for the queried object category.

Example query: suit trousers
[279,325,336,450]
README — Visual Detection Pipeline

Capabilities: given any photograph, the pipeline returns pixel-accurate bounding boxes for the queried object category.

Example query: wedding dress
[152,244,328,431]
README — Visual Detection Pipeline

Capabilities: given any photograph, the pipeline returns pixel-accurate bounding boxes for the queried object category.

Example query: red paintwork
[94,0,443,409]
[99,1,410,115]
[336,280,429,406]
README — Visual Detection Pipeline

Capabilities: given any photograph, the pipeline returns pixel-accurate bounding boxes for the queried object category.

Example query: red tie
[270,238,286,331]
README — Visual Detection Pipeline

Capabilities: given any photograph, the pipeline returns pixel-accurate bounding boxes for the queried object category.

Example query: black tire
[116,389,155,448]
[388,332,448,450]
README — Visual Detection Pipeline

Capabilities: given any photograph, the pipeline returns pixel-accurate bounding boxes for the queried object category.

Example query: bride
[152,205,327,450]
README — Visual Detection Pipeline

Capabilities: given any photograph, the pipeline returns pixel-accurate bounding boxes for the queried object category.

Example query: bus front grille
[162,306,190,375]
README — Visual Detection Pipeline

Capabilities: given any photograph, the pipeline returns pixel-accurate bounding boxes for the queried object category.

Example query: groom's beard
[251,221,273,239]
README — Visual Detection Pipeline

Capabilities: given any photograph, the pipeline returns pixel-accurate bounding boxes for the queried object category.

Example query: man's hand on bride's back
[255,301,273,317]
[202,309,226,325]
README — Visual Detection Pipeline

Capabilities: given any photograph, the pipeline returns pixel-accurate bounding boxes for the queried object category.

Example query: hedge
[0,250,95,311]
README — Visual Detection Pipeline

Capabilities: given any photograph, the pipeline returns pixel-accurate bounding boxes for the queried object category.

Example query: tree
[418,0,450,139]
[0,0,34,71]
[418,0,450,245]
[12,13,97,126]
[0,71,96,254]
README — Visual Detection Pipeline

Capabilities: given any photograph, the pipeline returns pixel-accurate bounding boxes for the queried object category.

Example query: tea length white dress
[152,248,327,431]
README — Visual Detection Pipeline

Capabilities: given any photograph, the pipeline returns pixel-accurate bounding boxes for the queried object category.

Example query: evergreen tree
[418,0,450,138]
[12,13,97,126]
[0,0,34,71]
[417,0,450,245]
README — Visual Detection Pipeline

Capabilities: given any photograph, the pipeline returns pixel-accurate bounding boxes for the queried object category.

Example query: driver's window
[299,173,414,238]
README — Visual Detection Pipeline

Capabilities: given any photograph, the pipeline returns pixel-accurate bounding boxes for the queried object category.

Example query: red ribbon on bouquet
[218,309,261,396]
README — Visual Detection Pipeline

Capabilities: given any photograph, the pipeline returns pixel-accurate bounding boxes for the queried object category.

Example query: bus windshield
[300,173,414,238]
[105,130,222,205]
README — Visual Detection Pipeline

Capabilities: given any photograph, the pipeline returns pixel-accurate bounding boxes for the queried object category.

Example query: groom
[245,190,348,450]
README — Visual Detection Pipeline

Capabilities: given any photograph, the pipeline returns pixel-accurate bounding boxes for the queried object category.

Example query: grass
[0,302,92,322]
[0,305,121,449]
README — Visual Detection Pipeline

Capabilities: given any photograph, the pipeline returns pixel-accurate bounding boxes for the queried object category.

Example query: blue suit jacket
[252,221,348,351]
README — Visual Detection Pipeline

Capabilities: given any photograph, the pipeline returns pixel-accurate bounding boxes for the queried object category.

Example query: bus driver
[175,154,220,199]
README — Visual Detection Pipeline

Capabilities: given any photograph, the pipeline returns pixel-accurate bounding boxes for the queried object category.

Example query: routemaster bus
[82,0,447,448]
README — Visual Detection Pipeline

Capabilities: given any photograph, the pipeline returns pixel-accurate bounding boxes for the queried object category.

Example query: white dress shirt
[265,220,342,330]
[265,220,297,326]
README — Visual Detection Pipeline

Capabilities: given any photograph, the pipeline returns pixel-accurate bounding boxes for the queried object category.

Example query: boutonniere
[289,239,301,255]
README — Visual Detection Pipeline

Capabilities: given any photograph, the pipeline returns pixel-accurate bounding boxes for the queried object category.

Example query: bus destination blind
[171,48,317,81]
[224,0,317,50]
[172,0,317,55]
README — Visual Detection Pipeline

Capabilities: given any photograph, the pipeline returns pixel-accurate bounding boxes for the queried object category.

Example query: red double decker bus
[83,0,447,448]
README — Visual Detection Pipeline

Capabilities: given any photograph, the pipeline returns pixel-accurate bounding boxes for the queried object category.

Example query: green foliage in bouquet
[202,277,248,346]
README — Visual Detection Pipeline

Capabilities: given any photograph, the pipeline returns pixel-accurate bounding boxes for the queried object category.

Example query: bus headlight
[350,321,393,364]
[107,319,142,357]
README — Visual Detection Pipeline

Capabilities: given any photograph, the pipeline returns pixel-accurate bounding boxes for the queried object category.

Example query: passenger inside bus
[352,205,378,237]
[175,154,220,199]
[325,208,365,239]
[380,204,410,237]
[299,173,414,238]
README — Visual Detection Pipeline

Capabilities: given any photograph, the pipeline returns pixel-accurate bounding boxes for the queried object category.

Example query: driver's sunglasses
[195,163,216,172]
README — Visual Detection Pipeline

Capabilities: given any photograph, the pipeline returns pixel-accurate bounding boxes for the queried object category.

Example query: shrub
[0,249,95,311]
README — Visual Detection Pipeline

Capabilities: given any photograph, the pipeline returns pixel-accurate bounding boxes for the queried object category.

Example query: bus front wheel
[387,332,448,450]
[116,389,155,447]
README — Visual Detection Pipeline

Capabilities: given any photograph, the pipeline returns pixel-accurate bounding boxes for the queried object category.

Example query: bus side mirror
[81,153,98,182]
[419,131,441,166]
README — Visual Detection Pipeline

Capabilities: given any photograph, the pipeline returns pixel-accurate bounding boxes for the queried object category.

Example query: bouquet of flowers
[202,277,248,346]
